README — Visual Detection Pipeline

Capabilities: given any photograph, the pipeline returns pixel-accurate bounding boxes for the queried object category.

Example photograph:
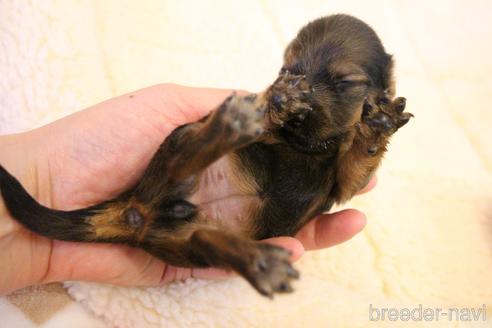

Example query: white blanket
[1,1,491,327]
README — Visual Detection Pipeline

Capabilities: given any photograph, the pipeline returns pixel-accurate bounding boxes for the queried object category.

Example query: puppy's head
[267,14,394,155]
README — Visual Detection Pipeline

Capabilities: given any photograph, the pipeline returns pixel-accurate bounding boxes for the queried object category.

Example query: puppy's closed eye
[335,74,369,95]
[335,80,357,93]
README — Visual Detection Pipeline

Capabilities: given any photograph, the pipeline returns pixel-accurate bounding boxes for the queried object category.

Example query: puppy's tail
[0,164,110,242]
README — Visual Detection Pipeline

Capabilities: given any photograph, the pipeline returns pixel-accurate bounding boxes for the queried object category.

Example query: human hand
[0,84,374,294]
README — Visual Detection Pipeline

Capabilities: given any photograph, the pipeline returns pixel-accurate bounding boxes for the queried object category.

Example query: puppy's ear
[382,54,395,98]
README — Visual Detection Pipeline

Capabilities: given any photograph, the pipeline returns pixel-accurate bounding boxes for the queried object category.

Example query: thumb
[260,236,305,262]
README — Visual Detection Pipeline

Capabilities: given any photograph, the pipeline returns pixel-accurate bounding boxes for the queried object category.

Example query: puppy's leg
[334,96,413,202]
[142,223,299,298]
[137,93,265,189]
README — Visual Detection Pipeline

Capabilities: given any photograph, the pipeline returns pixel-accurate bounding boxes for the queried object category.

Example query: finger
[260,236,305,262]
[153,84,234,123]
[172,84,251,120]
[191,267,235,280]
[145,84,251,125]
[356,175,377,195]
[295,209,367,251]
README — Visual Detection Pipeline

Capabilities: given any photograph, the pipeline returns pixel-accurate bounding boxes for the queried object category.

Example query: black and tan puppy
[0,14,412,297]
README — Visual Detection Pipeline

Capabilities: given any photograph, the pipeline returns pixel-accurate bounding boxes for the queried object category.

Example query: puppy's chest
[187,157,261,231]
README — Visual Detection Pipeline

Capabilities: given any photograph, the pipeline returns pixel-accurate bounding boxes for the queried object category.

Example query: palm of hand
[39,85,224,209]
[23,85,235,286]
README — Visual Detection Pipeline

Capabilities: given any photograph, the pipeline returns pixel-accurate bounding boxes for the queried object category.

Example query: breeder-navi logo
[369,304,487,322]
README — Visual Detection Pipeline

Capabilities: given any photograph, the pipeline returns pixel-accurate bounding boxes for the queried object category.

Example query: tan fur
[89,200,151,241]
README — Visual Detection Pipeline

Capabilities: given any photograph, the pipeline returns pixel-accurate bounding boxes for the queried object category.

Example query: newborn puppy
[0,14,412,297]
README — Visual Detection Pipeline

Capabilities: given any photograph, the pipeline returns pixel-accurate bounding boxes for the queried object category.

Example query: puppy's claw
[286,266,300,279]
[394,97,406,113]
[362,100,373,117]
[288,75,306,88]
[275,281,293,293]
[397,112,414,128]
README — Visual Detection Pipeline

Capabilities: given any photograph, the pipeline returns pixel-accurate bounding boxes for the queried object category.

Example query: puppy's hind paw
[243,243,299,298]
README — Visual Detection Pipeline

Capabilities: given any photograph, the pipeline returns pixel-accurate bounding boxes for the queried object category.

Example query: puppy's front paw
[267,71,313,126]
[243,243,299,298]
[219,92,266,141]
[363,97,413,132]
[358,96,413,155]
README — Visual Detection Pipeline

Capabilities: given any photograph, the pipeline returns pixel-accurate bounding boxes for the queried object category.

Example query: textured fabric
[1,1,491,327]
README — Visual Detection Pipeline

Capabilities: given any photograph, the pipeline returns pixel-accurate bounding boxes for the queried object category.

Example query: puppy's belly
[188,156,260,231]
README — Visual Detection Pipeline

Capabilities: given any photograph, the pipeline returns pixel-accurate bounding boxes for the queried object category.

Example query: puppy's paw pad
[270,72,312,113]
[221,92,265,138]
[362,96,413,133]
[246,243,299,298]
